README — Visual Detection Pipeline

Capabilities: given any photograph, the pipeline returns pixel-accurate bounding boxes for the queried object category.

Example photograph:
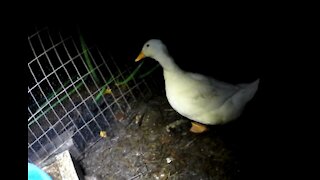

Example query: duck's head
[135,39,169,62]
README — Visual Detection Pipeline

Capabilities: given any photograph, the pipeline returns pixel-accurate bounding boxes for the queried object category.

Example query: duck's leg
[190,122,208,133]
[166,119,189,133]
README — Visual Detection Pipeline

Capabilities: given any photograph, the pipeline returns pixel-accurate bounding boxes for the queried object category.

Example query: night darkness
[78,18,265,82]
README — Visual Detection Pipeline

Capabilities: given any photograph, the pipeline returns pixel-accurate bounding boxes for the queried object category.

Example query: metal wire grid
[27,27,152,165]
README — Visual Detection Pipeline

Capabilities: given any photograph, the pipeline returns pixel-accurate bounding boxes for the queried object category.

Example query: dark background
[77,18,265,84]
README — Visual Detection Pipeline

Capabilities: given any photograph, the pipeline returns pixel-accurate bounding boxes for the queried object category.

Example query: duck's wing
[187,72,240,108]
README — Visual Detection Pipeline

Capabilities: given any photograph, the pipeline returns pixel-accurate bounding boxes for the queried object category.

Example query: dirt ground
[79,95,241,180]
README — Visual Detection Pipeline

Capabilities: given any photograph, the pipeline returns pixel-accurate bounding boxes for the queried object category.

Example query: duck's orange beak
[135,52,145,62]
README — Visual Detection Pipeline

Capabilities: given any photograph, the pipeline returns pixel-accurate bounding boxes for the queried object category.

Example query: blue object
[28,163,52,180]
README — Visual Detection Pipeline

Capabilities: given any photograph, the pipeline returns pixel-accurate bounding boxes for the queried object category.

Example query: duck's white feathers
[138,39,259,125]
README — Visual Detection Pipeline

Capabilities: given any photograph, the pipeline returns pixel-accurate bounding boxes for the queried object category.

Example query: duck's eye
[146,44,149,47]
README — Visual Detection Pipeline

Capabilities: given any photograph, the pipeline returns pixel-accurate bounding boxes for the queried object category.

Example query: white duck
[135,39,259,133]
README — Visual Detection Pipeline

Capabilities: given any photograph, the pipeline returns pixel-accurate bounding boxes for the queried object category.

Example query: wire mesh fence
[27,26,156,165]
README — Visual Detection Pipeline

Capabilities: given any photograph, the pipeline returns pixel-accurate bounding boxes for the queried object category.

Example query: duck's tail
[233,79,260,106]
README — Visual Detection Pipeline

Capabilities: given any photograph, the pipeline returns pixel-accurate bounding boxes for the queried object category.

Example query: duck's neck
[154,53,182,73]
